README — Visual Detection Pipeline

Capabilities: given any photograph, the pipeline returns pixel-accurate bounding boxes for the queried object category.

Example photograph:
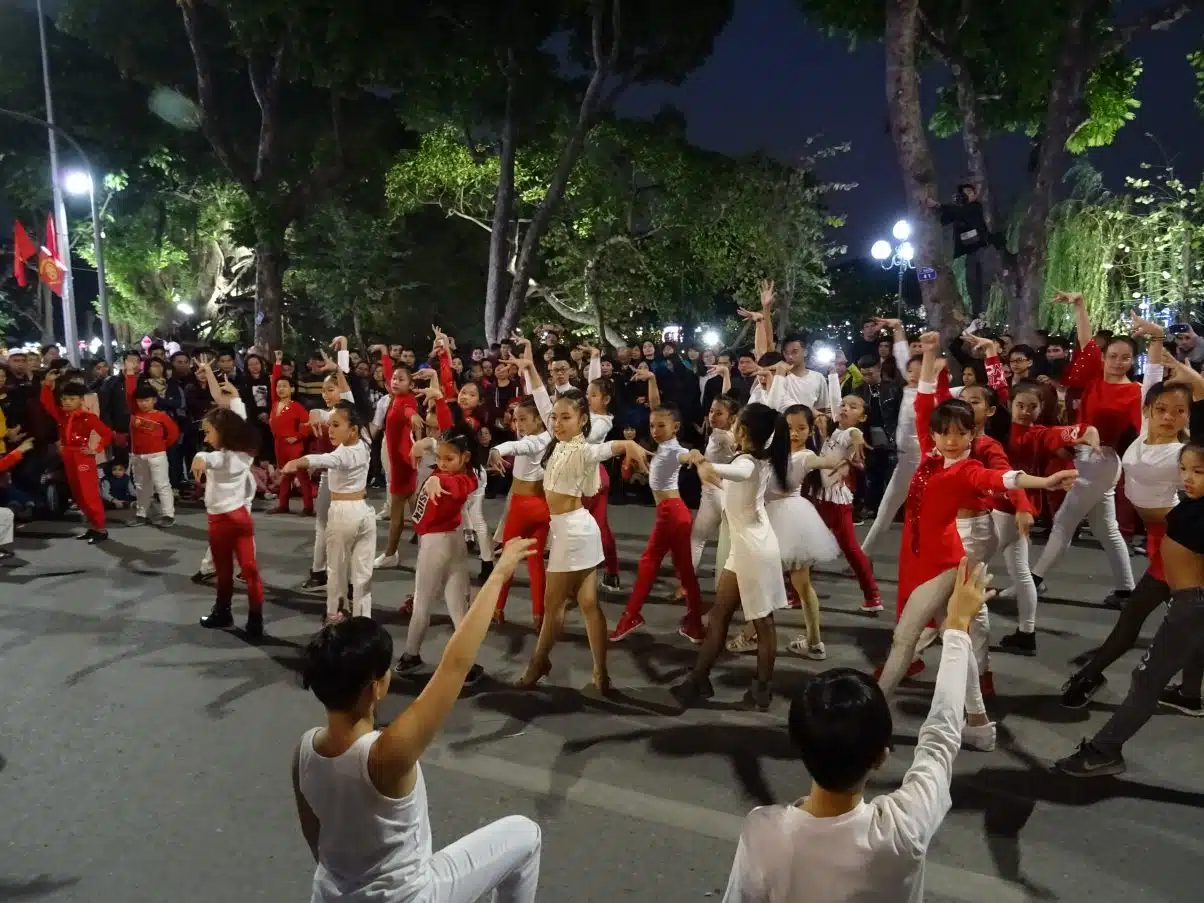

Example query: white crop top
[493,432,551,482]
[543,435,615,497]
[648,438,687,492]
[1122,437,1183,510]
[766,449,821,502]
[306,441,371,494]
[706,429,738,465]
[195,449,254,515]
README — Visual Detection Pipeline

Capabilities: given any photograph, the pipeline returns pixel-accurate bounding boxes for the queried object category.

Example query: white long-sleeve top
[892,340,921,457]
[721,630,971,903]
[305,441,371,494]
[532,384,617,495]
[765,449,822,503]
[494,432,551,482]
[648,437,687,492]
[195,449,255,515]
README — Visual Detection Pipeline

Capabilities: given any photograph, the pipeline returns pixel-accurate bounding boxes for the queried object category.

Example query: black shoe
[601,573,621,592]
[75,530,91,541]
[409,533,418,545]
[200,604,235,630]
[464,664,485,685]
[244,611,264,642]
[1000,629,1037,656]
[392,653,423,675]
[299,571,328,595]
[1101,590,1131,610]
[478,560,493,582]
[156,516,175,528]
[1061,671,1106,709]
[86,529,109,544]
[191,571,215,586]
[1055,739,1126,777]
[743,681,773,712]
[670,675,715,708]
[1159,684,1204,717]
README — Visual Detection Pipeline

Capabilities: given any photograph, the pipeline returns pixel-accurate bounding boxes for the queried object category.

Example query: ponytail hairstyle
[513,395,545,435]
[713,394,741,419]
[332,400,370,444]
[733,402,789,485]
[204,407,261,455]
[438,422,485,472]
[780,403,821,494]
[589,375,616,414]
[960,384,1009,444]
[540,388,590,467]
[767,411,792,490]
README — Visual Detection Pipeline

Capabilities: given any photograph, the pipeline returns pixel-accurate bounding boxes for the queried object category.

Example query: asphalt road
[1,497,1202,903]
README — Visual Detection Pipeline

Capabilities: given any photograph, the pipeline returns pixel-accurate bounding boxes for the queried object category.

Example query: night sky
[624,0,1204,256]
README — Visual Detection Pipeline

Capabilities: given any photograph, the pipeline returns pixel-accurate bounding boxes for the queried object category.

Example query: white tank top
[298,728,432,903]
[1121,437,1183,509]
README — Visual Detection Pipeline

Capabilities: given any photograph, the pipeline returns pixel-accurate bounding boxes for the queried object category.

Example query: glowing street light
[62,170,92,195]
[870,222,916,318]
[892,219,911,242]
[701,329,720,349]
[870,240,892,261]
[898,242,915,262]
[176,301,195,317]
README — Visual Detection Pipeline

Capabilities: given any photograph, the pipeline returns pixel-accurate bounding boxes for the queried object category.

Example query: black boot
[478,559,493,582]
[244,610,264,642]
[200,603,234,630]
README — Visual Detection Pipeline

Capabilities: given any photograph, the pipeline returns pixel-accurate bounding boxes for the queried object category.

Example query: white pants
[861,450,919,555]
[379,444,392,517]
[414,815,541,903]
[881,569,987,716]
[691,487,725,572]
[463,475,491,562]
[956,513,996,675]
[132,451,174,519]
[0,506,13,546]
[325,499,376,618]
[990,509,1039,632]
[406,531,471,657]
[311,474,332,573]
[1034,447,1134,591]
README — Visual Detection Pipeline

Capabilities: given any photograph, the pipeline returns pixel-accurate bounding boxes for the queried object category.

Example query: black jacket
[939,200,1004,258]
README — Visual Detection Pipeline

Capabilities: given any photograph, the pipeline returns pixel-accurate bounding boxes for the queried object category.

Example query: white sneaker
[962,721,997,752]
[374,552,400,569]
[995,584,1017,600]
[376,506,391,521]
[803,642,827,661]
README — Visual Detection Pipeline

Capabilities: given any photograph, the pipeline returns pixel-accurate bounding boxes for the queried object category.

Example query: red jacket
[1063,340,1142,449]
[412,469,478,535]
[41,385,113,453]
[0,447,25,474]
[1002,422,1082,513]
[129,408,181,456]
[270,399,310,452]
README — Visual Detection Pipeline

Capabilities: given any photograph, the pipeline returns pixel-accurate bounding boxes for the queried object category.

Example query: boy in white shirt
[721,557,988,903]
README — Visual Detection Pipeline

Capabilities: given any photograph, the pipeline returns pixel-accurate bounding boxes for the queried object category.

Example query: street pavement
[1,496,1203,903]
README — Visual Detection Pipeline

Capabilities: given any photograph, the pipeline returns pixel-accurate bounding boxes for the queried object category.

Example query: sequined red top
[998,423,1082,514]
[1062,340,1142,448]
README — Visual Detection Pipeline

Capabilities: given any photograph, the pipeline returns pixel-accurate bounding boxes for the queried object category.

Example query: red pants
[815,499,880,601]
[1146,521,1167,582]
[63,449,105,530]
[582,464,618,577]
[389,457,417,498]
[275,443,314,512]
[623,497,701,618]
[496,493,550,616]
[208,507,263,610]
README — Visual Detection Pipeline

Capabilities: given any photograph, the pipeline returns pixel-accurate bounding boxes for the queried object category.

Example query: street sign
[255,311,265,325]
[917,267,937,282]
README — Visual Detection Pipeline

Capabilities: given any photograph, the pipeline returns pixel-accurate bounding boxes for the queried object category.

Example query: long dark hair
[781,403,823,494]
[439,422,485,471]
[331,400,370,444]
[736,402,791,489]
[540,389,590,467]
[205,407,260,454]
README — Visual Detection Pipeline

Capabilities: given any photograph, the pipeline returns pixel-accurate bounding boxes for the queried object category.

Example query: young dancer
[295,540,541,903]
[609,400,706,644]
[393,422,486,680]
[512,355,647,692]
[691,395,740,584]
[193,407,265,639]
[300,346,356,593]
[486,397,551,625]
[1060,323,1201,708]
[860,317,920,557]
[721,559,988,903]
[1056,440,1204,776]
[0,436,34,558]
[1031,290,1140,605]
[570,343,621,591]
[672,402,791,712]
[282,401,375,624]
[374,349,422,568]
[126,382,180,526]
[41,374,114,543]
[269,354,315,516]
[878,333,1077,750]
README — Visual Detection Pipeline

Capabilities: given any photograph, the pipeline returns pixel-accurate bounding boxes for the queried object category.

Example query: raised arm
[586,346,602,382]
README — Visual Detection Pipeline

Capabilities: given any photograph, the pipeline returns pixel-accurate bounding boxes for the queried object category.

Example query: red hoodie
[412,469,478,536]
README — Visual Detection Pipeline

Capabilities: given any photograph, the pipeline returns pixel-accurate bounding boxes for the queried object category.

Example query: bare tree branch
[178,0,249,186]
[1100,0,1204,56]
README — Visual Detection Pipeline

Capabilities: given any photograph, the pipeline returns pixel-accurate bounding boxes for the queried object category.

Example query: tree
[799,0,1204,340]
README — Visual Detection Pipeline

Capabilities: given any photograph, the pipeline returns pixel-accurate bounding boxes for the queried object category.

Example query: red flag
[12,220,37,287]
[38,213,64,297]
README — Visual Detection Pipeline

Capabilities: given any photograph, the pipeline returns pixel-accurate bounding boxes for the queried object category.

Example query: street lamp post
[871,220,916,320]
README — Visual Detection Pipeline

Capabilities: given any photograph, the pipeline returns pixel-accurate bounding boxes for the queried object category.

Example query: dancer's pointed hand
[946,557,989,629]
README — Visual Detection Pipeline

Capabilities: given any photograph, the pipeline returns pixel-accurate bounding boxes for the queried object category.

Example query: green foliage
[1043,162,1204,331]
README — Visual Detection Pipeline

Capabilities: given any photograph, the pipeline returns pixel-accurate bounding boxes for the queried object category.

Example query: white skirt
[547,507,603,573]
[767,495,841,571]
[723,516,788,622]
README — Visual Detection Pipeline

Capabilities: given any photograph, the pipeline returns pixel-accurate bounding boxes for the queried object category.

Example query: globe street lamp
[871,220,915,319]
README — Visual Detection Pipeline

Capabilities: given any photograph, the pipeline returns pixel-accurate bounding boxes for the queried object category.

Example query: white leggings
[406,531,471,657]
[1034,447,1134,591]
[311,475,332,573]
[955,513,996,675]
[132,451,174,519]
[0,506,13,546]
[463,475,491,562]
[691,487,725,573]
[989,510,1039,632]
[861,450,919,555]
[325,499,375,618]
[881,569,987,716]
[414,814,541,903]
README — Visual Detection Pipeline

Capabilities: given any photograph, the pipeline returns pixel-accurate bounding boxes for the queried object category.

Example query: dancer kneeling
[295,538,541,903]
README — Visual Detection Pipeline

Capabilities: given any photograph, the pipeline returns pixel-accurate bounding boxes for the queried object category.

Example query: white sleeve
[710,456,756,482]
[721,822,768,903]
[587,354,602,382]
[1139,362,1164,434]
[227,398,247,420]
[532,384,554,429]
[582,441,618,465]
[194,450,228,469]
[873,629,969,855]
[826,371,841,419]
[495,433,549,458]
[305,446,351,471]
[340,390,354,402]
[586,414,612,444]
[373,396,390,429]
[893,339,911,375]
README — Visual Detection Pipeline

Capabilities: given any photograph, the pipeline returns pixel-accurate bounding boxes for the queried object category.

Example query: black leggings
[1079,572,1204,696]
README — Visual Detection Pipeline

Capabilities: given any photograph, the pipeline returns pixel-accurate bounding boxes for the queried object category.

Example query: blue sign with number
[255,311,265,325]
[917,267,937,282]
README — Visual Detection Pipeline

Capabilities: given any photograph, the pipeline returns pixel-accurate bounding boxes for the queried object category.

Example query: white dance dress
[713,454,788,621]
[766,450,841,571]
